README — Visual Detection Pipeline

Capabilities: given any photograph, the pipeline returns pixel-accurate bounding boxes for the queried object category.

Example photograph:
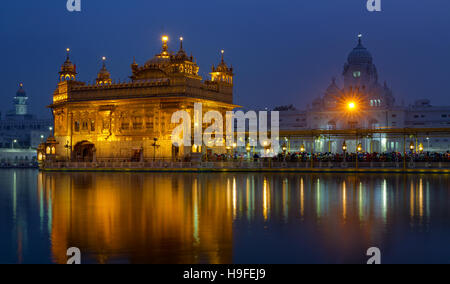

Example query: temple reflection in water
[34,172,449,264]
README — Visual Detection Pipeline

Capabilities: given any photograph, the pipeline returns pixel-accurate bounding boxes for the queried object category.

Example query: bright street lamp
[342,141,347,152]
[357,143,363,153]
[300,144,305,153]
[418,143,424,153]
[348,101,356,110]
[409,141,415,152]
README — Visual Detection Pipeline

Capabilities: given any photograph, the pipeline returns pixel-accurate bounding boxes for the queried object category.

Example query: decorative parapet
[52,76,232,105]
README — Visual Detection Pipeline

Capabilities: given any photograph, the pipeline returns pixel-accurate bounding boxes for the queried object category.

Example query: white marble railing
[42,160,450,170]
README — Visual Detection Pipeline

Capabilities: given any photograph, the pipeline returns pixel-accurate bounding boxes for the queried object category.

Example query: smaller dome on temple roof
[59,48,77,82]
[96,57,112,85]
[325,78,341,95]
[61,48,76,72]
[16,83,27,97]
[212,50,233,74]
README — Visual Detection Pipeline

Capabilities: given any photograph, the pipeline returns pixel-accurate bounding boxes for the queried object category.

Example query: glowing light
[418,143,424,153]
[342,141,347,152]
[102,56,106,61]
[342,181,347,222]
[263,178,269,221]
[66,48,70,52]
[162,36,169,43]
[300,144,305,153]
[357,143,363,153]
[221,50,225,54]
[348,102,356,110]
[180,37,183,41]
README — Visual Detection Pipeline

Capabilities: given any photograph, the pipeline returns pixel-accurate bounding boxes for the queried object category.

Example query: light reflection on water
[1,170,450,264]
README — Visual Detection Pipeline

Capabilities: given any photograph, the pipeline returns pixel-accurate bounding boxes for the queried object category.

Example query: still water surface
[1,170,449,264]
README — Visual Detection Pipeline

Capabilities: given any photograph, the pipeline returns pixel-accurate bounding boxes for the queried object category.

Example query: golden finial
[221,50,225,63]
[161,35,169,54]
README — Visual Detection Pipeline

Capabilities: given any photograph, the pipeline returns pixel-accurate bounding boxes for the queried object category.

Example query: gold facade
[49,37,237,161]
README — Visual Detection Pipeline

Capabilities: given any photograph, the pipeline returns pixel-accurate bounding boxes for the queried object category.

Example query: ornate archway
[73,141,95,162]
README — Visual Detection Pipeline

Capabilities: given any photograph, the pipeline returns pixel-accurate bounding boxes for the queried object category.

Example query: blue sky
[1,0,450,117]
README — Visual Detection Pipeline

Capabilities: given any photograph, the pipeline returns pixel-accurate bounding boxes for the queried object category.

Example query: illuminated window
[74,121,80,132]
[91,120,95,132]
[353,71,361,78]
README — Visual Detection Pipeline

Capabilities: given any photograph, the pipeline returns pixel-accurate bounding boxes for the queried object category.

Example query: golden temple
[43,36,237,162]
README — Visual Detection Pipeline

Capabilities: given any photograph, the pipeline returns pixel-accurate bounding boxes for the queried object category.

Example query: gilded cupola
[96,57,112,85]
[210,50,233,85]
[59,48,77,82]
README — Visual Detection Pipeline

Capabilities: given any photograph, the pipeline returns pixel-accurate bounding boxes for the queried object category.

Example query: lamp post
[342,141,347,162]
[152,138,160,161]
[246,143,251,159]
[357,143,363,153]
[356,143,362,169]
[418,143,424,154]
[300,144,305,153]
[409,141,415,153]
[12,139,17,149]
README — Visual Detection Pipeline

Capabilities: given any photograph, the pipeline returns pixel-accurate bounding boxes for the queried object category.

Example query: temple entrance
[131,148,143,162]
[73,141,95,162]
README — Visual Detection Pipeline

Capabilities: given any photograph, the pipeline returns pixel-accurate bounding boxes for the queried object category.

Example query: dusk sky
[1,0,449,118]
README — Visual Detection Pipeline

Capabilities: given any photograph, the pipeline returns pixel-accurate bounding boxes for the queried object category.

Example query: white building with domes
[279,35,450,153]
[0,84,53,149]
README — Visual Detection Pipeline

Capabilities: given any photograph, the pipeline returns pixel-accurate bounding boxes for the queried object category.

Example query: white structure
[279,35,450,153]
[0,83,53,149]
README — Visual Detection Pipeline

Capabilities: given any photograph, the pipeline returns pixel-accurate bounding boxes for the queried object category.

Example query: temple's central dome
[347,35,373,65]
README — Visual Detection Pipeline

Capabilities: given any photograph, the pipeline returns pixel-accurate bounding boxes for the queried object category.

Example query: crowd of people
[199,151,450,163]
[272,151,450,163]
